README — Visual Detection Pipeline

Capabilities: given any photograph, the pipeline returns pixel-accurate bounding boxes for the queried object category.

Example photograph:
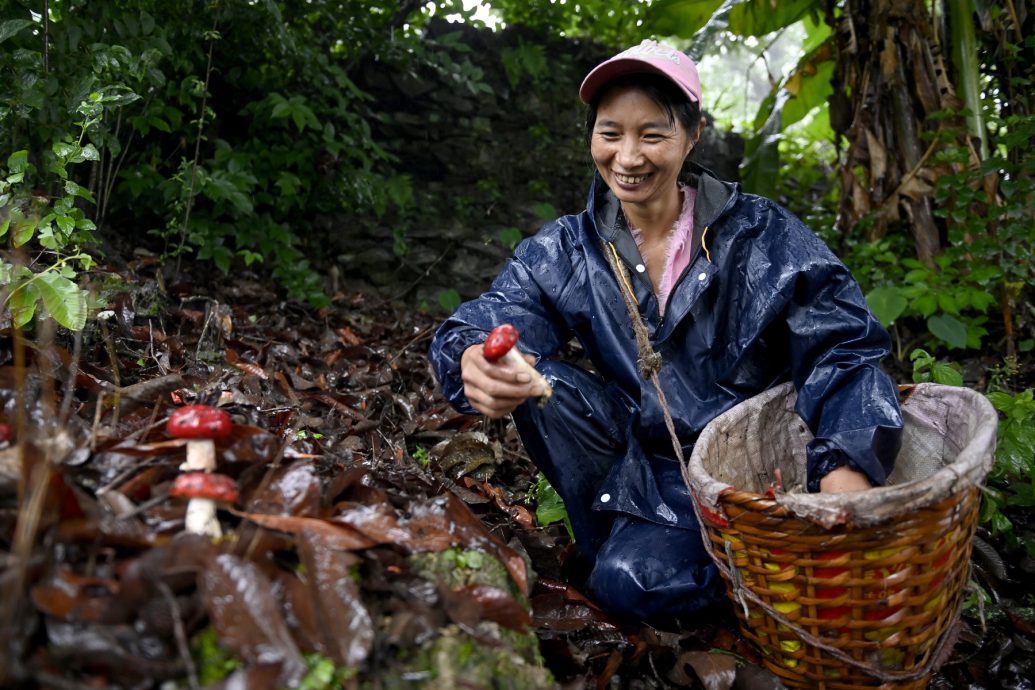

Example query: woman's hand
[460,343,546,418]
[819,465,872,493]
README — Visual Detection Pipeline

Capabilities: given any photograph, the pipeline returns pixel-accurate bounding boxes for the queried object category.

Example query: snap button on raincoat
[429,165,903,529]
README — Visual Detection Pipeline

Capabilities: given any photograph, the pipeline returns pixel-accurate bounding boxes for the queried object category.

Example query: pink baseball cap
[579,39,702,106]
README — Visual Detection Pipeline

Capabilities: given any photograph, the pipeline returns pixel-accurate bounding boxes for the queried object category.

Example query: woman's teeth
[616,173,648,184]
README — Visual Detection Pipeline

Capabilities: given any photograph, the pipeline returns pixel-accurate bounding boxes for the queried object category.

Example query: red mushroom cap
[483,324,519,362]
[170,472,239,503]
[0,423,11,444]
[166,405,232,440]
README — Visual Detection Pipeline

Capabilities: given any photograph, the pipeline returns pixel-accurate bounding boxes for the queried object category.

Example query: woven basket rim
[685,382,998,529]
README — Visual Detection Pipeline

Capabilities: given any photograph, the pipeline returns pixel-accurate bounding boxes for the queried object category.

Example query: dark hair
[584,72,702,142]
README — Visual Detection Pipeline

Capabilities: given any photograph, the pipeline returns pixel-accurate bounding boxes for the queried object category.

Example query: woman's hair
[584,72,703,143]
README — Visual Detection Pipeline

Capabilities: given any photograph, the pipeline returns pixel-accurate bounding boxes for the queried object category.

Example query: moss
[375,624,556,690]
[408,547,519,599]
[385,549,553,688]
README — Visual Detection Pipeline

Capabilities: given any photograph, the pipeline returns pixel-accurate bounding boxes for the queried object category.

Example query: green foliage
[500,41,548,89]
[190,626,356,689]
[298,653,358,690]
[856,111,1034,354]
[862,249,997,351]
[437,288,462,313]
[497,227,524,250]
[1,1,457,307]
[909,349,964,386]
[190,626,239,686]
[986,389,1035,482]
[480,0,648,47]
[527,472,573,541]
[413,445,430,467]
[1,86,137,330]
[981,387,1035,557]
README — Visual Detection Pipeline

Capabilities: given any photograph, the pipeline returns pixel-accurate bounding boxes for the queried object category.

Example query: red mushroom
[166,404,232,472]
[483,324,553,403]
[170,472,239,537]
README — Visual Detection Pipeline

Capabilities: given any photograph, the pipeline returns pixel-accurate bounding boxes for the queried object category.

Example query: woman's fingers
[460,344,544,417]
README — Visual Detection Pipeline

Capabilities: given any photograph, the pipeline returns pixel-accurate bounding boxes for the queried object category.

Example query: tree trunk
[831,0,965,266]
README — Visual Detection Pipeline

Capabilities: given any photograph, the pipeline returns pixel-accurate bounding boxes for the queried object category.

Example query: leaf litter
[0,264,1032,689]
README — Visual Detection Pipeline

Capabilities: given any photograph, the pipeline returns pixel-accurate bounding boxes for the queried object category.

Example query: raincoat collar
[588,163,739,248]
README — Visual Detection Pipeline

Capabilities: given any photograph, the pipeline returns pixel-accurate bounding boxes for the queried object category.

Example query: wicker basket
[682,383,998,689]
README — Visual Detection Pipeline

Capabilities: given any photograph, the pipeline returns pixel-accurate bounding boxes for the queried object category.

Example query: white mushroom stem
[177,439,220,536]
[180,439,216,472]
[499,348,553,400]
[184,498,222,538]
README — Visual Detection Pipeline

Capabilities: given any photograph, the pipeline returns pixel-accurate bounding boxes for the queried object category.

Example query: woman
[429,40,903,624]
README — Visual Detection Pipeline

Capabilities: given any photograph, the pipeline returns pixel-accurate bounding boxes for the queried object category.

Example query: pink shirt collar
[629,185,698,316]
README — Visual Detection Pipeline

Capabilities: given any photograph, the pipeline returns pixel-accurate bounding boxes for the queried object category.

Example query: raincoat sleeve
[429,222,577,415]
[784,250,904,492]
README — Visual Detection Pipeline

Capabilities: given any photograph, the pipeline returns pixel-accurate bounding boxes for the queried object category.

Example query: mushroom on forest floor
[166,404,232,472]
[483,324,553,404]
[170,472,238,537]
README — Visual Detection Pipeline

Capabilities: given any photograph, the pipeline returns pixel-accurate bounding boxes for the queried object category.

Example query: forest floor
[0,254,1033,689]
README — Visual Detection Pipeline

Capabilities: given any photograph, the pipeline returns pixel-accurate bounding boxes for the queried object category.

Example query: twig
[380,240,456,305]
[158,582,199,690]
[116,492,168,520]
[175,16,220,272]
[58,328,82,426]
[881,136,939,210]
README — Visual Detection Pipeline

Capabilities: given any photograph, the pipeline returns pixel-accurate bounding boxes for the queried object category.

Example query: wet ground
[0,257,1032,689]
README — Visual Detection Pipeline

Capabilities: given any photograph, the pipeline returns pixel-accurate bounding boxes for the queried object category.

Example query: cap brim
[579,58,699,105]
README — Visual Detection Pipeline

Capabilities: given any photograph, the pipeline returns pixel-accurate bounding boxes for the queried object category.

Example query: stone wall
[335,22,743,306]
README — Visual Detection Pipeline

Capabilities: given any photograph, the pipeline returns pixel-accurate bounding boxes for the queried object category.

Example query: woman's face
[590,85,697,209]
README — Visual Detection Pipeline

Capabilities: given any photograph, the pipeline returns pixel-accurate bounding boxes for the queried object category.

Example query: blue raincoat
[429,165,903,623]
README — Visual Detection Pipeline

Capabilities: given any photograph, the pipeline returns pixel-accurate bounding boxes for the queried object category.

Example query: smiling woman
[429,38,903,625]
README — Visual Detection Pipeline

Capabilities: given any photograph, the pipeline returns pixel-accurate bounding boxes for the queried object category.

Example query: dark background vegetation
[1,0,1034,688]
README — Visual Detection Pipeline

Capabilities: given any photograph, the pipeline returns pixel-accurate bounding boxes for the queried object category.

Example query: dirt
[0,256,1032,689]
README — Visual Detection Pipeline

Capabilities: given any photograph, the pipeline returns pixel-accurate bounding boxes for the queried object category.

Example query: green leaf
[728,0,817,36]
[937,292,959,315]
[12,215,38,247]
[37,272,88,331]
[645,0,725,38]
[55,214,75,236]
[742,91,787,197]
[498,227,523,250]
[866,286,908,326]
[77,144,100,162]
[437,288,461,313]
[7,150,28,173]
[780,59,834,131]
[0,19,32,44]
[52,141,78,160]
[913,293,938,317]
[927,314,967,349]
[8,281,39,329]
[64,180,97,204]
[931,362,964,386]
[531,202,557,221]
